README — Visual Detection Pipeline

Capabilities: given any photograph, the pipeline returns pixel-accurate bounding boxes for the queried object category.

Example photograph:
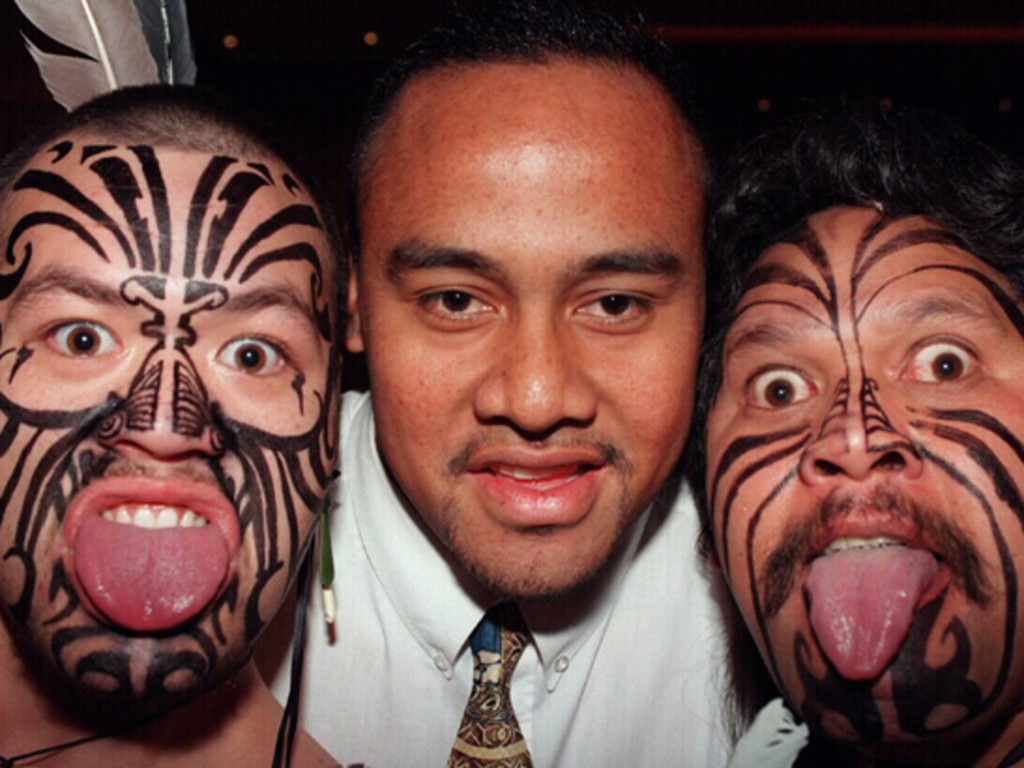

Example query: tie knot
[450,603,535,766]
[470,603,529,683]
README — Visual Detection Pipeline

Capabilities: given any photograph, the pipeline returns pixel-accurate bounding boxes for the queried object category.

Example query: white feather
[15,0,196,111]
[727,698,809,768]
[132,0,197,85]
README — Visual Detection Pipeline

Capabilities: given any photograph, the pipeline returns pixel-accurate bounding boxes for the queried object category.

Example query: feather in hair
[132,0,197,86]
[14,0,196,111]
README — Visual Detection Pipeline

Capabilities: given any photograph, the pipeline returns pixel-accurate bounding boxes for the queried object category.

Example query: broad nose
[97,348,223,459]
[799,410,923,485]
[473,318,597,437]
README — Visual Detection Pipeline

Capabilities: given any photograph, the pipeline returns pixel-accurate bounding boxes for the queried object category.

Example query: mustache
[99,457,222,485]
[446,436,629,477]
[759,486,991,618]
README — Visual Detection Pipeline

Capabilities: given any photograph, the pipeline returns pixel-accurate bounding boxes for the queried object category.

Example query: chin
[5,587,253,724]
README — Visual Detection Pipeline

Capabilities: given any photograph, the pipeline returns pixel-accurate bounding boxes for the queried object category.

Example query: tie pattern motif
[448,603,534,768]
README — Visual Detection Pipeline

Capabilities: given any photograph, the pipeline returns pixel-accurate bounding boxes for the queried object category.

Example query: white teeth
[135,507,156,529]
[823,536,904,555]
[99,505,209,529]
[155,507,178,529]
[495,465,571,480]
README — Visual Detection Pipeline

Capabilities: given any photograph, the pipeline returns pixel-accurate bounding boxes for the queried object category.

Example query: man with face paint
[694,103,1024,767]
[0,86,341,765]
[261,1,732,765]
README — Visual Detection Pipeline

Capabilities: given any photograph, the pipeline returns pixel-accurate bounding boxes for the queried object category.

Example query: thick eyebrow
[221,284,321,330]
[725,322,803,359]
[387,242,503,283]
[386,240,684,285]
[5,265,122,326]
[881,295,996,327]
[7,265,320,338]
[577,250,683,277]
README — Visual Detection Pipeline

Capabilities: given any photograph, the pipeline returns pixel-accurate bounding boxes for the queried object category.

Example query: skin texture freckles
[708,206,1024,764]
[0,136,339,717]
[350,59,705,600]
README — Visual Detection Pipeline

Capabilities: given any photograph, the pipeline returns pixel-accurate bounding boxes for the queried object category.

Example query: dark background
[3,1,1023,217]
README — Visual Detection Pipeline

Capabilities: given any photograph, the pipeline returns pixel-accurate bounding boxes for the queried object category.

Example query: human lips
[63,477,241,632]
[65,477,240,546]
[466,447,609,528]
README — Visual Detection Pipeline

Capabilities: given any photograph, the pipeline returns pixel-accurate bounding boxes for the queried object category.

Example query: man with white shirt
[264,2,731,764]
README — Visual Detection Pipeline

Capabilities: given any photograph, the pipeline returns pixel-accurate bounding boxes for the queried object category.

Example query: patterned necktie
[448,603,535,768]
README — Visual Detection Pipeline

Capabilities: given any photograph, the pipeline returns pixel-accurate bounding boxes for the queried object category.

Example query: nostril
[813,459,845,477]
[873,450,907,472]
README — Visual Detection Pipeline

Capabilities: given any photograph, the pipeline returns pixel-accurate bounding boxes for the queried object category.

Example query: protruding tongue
[805,545,939,680]
[74,514,229,632]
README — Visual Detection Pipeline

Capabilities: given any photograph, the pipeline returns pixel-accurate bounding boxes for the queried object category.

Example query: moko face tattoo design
[0,138,339,711]
[708,206,1024,756]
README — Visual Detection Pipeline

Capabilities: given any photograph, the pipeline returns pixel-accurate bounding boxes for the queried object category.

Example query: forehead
[360,59,704,258]
[739,206,1013,319]
[3,137,332,286]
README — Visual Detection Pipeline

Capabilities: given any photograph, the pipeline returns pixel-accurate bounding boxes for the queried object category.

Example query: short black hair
[346,0,704,257]
[0,84,346,330]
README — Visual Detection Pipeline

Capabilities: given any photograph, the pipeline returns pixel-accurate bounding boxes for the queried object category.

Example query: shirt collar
[349,392,652,690]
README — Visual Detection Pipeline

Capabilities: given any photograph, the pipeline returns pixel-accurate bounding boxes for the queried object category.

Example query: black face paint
[709,208,1024,752]
[0,141,339,713]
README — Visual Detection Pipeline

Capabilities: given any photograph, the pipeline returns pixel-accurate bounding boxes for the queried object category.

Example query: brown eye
[237,344,266,370]
[441,290,474,312]
[219,338,282,375]
[750,369,814,409]
[932,352,964,380]
[904,342,973,383]
[764,378,795,407]
[420,289,492,320]
[598,295,633,316]
[52,322,118,357]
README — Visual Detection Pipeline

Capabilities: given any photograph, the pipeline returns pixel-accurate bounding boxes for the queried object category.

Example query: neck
[0,625,288,767]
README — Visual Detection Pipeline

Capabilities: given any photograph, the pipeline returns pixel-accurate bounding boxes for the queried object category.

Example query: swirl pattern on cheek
[0,141,339,703]
[710,213,1023,744]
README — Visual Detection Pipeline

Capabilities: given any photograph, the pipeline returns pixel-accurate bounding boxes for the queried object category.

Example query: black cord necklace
[0,722,137,767]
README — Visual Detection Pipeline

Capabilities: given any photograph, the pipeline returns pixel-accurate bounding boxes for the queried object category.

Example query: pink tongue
[74,515,229,632]
[805,546,939,680]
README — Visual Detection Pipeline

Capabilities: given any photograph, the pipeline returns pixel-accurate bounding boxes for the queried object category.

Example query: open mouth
[65,478,240,634]
[100,504,211,529]
[805,536,946,681]
[465,446,609,528]
[486,462,595,491]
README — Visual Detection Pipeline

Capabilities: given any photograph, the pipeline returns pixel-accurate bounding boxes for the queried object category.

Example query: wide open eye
[50,321,119,358]
[748,368,815,409]
[903,341,974,383]
[218,338,284,375]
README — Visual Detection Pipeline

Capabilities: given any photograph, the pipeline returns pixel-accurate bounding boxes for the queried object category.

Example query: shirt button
[435,656,450,673]
[554,656,570,673]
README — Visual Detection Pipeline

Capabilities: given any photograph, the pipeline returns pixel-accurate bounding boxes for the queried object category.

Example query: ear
[345,259,365,353]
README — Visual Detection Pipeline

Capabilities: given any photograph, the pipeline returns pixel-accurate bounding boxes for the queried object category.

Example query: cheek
[1,352,132,413]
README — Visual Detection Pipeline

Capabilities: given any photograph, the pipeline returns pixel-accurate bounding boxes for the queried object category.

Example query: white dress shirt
[266,390,733,767]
